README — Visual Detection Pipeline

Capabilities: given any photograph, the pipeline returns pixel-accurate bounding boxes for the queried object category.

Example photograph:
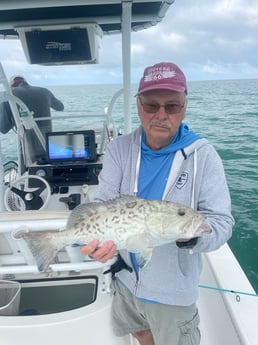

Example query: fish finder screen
[46,130,97,163]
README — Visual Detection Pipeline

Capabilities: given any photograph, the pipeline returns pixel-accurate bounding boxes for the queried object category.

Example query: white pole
[121,1,132,134]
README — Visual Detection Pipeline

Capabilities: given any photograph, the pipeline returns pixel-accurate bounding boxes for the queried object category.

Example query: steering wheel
[4,174,51,211]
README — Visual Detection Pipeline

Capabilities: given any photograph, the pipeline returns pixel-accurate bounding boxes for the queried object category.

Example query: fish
[14,195,210,272]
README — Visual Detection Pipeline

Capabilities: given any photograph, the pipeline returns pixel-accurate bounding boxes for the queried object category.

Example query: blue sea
[1,79,258,293]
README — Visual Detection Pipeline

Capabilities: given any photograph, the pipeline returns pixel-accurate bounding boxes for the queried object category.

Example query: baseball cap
[9,75,26,87]
[136,62,187,96]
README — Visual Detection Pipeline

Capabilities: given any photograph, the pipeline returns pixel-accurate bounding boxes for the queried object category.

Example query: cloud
[0,0,257,84]
[202,63,224,74]
[128,0,258,80]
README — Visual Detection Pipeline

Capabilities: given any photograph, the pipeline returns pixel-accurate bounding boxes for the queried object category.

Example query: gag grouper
[14,195,210,272]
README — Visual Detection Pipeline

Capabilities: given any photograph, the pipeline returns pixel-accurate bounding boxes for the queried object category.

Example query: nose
[153,105,169,119]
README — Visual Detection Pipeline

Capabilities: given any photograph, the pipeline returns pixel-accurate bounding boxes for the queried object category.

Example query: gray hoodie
[94,126,234,306]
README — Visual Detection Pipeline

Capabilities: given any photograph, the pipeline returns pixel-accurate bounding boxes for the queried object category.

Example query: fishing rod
[199,284,258,301]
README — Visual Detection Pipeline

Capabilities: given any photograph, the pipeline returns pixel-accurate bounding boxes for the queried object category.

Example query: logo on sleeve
[176,172,188,189]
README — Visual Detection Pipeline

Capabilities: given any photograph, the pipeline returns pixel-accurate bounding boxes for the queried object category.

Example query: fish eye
[177,208,186,216]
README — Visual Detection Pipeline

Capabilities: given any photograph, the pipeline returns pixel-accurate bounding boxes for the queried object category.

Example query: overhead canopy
[0,0,175,133]
[0,0,174,38]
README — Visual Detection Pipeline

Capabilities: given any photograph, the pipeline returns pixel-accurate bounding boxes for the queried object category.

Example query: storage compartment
[19,276,97,315]
[0,280,21,316]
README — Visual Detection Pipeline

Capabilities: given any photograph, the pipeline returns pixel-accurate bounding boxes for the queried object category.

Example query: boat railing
[0,88,123,160]
[0,62,47,173]
[34,110,118,156]
[0,78,124,210]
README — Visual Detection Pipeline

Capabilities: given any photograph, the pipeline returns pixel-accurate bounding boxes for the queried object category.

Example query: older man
[81,62,234,345]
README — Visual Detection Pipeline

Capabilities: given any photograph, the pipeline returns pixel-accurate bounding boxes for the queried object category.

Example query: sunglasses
[139,97,185,114]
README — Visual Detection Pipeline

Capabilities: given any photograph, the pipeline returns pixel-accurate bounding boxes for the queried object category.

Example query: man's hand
[80,240,117,263]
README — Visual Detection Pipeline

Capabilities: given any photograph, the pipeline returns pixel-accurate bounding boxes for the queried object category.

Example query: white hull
[0,281,133,345]
[199,246,258,345]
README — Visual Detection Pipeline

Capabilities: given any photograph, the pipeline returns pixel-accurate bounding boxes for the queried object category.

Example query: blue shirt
[138,123,200,200]
[130,123,200,302]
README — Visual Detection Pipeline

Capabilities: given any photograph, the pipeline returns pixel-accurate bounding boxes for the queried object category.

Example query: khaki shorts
[111,279,200,345]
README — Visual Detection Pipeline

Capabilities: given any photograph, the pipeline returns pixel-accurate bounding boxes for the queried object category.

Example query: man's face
[137,89,187,150]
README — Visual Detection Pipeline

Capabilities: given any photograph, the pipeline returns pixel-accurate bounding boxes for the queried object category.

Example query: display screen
[46,130,97,163]
[25,28,92,64]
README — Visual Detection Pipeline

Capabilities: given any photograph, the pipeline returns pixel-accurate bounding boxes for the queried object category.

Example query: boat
[0,1,257,344]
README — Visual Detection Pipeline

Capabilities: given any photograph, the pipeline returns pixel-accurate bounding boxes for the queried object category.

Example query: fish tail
[15,230,62,272]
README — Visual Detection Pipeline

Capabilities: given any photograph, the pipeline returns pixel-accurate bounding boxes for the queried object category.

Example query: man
[0,75,64,165]
[81,62,234,344]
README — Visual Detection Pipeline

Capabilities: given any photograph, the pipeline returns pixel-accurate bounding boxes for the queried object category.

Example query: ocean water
[0,79,257,293]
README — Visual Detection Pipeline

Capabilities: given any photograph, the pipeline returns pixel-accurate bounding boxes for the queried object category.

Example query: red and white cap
[136,62,187,96]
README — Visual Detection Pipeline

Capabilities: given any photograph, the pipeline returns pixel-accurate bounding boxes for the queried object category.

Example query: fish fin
[119,195,139,203]
[14,229,62,272]
[66,196,140,229]
[125,233,151,253]
[66,202,103,229]
[103,194,139,206]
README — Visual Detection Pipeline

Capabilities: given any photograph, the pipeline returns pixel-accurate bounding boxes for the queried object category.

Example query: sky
[0,0,257,86]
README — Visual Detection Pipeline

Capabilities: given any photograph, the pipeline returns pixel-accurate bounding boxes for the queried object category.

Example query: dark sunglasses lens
[143,103,160,113]
[165,104,176,113]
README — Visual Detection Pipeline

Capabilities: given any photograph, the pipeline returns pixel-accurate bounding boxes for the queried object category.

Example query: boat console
[26,160,102,209]
[31,129,101,188]
[28,162,102,187]
[4,129,103,211]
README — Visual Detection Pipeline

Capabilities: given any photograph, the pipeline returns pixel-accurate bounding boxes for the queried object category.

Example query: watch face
[35,169,46,177]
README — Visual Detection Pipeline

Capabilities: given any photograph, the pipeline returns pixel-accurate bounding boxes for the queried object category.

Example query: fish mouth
[194,223,211,236]
[191,214,210,236]
[179,214,206,238]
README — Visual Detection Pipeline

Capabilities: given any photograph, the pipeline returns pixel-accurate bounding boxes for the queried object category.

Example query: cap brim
[135,84,187,96]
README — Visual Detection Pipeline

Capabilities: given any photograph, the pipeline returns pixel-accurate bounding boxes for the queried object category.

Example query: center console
[27,161,102,210]
[28,162,102,187]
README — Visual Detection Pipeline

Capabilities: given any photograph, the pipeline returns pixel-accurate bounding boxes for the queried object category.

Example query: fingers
[93,240,117,262]
[80,239,100,256]
[80,240,117,263]
[176,238,193,242]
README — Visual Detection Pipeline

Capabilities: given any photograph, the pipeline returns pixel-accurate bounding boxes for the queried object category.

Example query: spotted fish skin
[14,195,210,272]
